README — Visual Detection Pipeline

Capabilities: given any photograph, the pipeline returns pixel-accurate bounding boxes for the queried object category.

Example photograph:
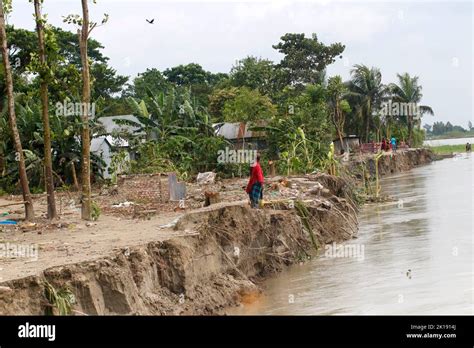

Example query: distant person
[466,143,472,152]
[391,137,397,152]
[381,138,387,151]
[246,154,264,208]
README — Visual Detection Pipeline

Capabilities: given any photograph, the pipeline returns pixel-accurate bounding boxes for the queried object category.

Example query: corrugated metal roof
[91,136,108,152]
[213,122,266,140]
[98,115,141,135]
[91,135,128,152]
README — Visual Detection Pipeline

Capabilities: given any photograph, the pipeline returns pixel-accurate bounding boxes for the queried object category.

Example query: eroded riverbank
[0,184,357,315]
[228,152,472,315]
[0,148,434,315]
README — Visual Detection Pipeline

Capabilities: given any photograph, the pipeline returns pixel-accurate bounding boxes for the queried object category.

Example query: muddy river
[230,154,473,315]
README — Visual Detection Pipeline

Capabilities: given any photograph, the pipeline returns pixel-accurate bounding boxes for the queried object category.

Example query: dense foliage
[1,14,433,196]
[424,121,474,139]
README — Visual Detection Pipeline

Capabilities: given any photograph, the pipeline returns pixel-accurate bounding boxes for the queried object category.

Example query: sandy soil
[0,190,249,283]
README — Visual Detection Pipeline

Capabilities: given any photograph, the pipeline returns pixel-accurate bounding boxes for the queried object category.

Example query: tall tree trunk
[79,0,92,220]
[70,161,79,191]
[365,115,370,143]
[34,0,57,219]
[336,106,344,147]
[332,104,344,150]
[0,0,35,219]
[0,151,5,177]
[365,100,371,143]
[407,115,413,147]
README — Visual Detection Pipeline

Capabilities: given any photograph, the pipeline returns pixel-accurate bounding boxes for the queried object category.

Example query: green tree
[432,121,445,135]
[389,73,433,145]
[125,68,169,99]
[208,87,238,121]
[327,75,351,145]
[164,63,212,86]
[90,63,128,100]
[253,84,332,174]
[32,0,57,219]
[6,24,126,103]
[230,56,275,95]
[64,0,109,220]
[222,87,276,123]
[272,33,344,87]
[164,63,228,107]
[347,64,389,142]
[0,0,35,219]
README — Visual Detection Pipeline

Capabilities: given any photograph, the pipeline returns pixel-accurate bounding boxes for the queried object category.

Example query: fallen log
[0,201,26,208]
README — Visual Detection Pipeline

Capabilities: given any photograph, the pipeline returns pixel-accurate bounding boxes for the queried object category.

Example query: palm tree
[347,64,389,142]
[389,73,433,146]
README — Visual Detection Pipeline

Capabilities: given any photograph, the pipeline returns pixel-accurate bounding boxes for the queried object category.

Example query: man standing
[391,136,397,152]
[246,154,264,208]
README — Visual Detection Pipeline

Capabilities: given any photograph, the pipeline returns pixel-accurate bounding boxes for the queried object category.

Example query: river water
[424,137,474,147]
[230,154,473,315]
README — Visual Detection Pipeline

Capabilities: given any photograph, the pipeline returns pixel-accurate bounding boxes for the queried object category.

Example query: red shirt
[246,162,264,193]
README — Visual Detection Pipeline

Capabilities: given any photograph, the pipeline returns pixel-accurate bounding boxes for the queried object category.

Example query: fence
[359,142,409,154]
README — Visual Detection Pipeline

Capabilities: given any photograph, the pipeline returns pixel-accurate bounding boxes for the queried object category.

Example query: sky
[7,0,473,127]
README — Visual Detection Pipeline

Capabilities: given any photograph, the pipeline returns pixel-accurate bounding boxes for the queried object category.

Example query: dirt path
[0,197,183,282]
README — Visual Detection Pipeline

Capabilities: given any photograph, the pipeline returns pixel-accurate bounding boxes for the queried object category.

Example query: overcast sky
[8,0,473,127]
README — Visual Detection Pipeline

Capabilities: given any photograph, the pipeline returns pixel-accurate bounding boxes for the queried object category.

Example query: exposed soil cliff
[0,196,357,315]
[350,148,435,177]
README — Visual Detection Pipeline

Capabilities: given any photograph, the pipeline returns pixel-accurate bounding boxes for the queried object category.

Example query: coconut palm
[347,64,389,142]
[389,73,433,145]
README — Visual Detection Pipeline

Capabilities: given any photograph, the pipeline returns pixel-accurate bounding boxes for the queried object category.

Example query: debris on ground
[0,220,17,225]
[111,201,134,208]
[204,191,220,206]
[196,171,216,185]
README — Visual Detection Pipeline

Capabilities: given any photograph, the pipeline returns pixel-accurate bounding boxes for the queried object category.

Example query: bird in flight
[146,19,155,24]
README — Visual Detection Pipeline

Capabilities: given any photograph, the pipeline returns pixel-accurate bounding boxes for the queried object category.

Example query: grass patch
[43,281,76,315]
[294,200,319,251]
[426,144,467,155]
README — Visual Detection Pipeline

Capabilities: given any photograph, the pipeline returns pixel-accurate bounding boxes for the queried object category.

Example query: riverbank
[228,152,472,315]
[0,176,358,315]
[349,147,435,177]
[0,148,434,315]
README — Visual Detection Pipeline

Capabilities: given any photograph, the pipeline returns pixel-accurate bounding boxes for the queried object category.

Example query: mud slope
[351,148,434,177]
[0,198,357,315]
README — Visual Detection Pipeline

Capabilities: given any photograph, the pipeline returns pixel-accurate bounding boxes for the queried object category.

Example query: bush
[91,201,101,221]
